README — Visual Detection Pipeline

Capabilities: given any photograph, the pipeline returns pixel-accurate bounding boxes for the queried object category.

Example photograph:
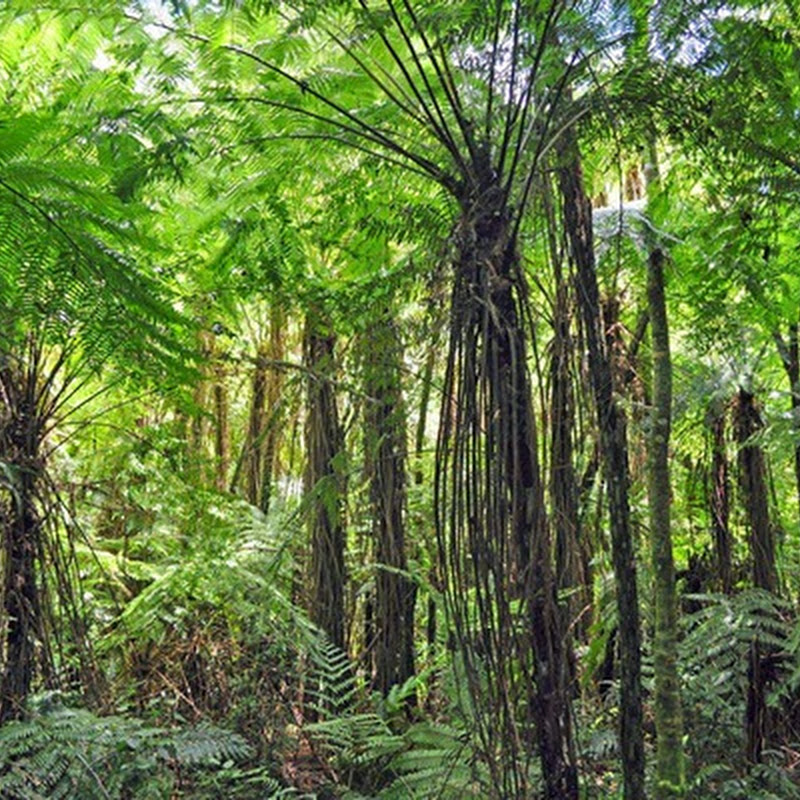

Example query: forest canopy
[2,1,800,798]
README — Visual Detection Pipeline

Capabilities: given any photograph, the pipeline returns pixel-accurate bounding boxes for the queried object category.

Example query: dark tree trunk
[734,387,778,767]
[362,313,415,697]
[646,248,685,797]
[436,165,577,798]
[549,231,588,639]
[245,343,267,506]
[416,342,438,657]
[557,139,646,800]
[774,324,800,523]
[260,306,286,515]
[734,388,777,594]
[244,307,286,513]
[304,313,346,651]
[709,402,733,594]
[0,358,44,722]
[213,359,229,492]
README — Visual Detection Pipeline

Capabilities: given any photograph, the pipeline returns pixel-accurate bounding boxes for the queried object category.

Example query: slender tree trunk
[773,324,800,522]
[260,307,286,514]
[243,307,286,511]
[557,137,646,800]
[550,252,588,636]
[544,182,588,638]
[647,247,685,797]
[304,312,346,651]
[190,332,213,483]
[245,342,268,506]
[709,402,733,594]
[416,342,439,657]
[362,313,415,696]
[213,359,229,492]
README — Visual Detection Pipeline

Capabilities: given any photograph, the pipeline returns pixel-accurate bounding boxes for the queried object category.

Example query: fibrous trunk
[0,350,45,722]
[709,402,732,593]
[557,136,646,800]
[646,248,685,797]
[548,209,588,638]
[245,306,286,513]
[436,171,576,798]
[362,313,415,697]
[734,387,778,765]
[734,388,777,594]
[304,312,346,651]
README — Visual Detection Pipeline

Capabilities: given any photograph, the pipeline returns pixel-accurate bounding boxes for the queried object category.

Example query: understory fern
[681,590,800,799]
[0,694,252,799]
[299,640,483,799]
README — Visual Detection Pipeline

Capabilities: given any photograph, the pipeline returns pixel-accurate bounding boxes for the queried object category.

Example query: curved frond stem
[502,0,563,200]
[355,0,468,175]
[42,382,142,455]
[0,177,87,264]
[485,0,505,144]
[321,21,437,135]
[215,133,436,181]
[204,94,452,186]
[512,101,591,244]
[392,0,479,167]
[125,13,454,187]
[497,0,524,178]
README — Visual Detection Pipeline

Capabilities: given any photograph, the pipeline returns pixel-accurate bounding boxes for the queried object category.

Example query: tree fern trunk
[557,135,646,800]
[213,358,229,492]
[546,189,588,640]
[734,388,777,594]
[709,402,732,594]
[437,170,577,798]
[0,356,44,722]
[304,311,346,652]
[734,387,778,766]
[245,342,267,507]
[362,313,415,697]
[774,323,800,524]
[647,247,685,797]
[260,306,286,515]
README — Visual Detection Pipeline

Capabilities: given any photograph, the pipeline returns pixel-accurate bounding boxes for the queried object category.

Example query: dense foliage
[2,1,800,797]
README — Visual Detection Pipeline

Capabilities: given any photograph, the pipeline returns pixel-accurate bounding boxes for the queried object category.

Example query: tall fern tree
[0,7,189,720]
[140,1,608,794]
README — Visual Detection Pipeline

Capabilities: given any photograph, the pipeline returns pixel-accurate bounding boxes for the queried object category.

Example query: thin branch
[214,132,436,181]
[206,93,452,185]
[485,0,505,144]
[394,0,480,169]
[356,0,468,175]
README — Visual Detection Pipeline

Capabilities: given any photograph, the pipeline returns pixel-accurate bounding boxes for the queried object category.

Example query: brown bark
[436,162,577,797]
[548,231,588,637]
[363,314,415,696]
[734,387,778,767]
[0,355,44,722]
[213,359,229,492]
[245,343,267,506]
[244,307,286,512]
[304,312,346,651]
[773,324,800,522]
[709,402,733,594]
[557,139,646,799]
[646,247,685,797]
[733,388,777,594]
